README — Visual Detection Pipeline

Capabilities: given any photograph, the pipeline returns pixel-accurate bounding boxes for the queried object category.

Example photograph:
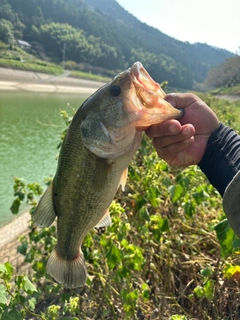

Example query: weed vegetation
[70,70,110,83]
[0,43,109,82]
[0,43,63,75]
[210,86,240,97]
[1,96,240,319]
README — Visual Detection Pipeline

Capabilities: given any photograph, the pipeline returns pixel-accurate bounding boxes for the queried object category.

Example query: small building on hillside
[16,39,32,51]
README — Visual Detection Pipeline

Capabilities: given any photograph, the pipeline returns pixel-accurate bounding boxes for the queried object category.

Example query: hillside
[1,0,233,89]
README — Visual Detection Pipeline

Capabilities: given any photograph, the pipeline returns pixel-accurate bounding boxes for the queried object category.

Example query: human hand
[145,93,219,166]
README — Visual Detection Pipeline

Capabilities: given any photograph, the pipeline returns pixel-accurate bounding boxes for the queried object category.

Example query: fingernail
[184,137,194,144]
[182,127,190,136]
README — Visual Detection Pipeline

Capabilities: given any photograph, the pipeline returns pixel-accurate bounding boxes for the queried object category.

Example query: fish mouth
[130,61,165,108]
[129,61,182,125]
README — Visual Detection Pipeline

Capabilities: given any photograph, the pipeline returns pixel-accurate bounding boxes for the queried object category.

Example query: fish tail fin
[46,248,87,288]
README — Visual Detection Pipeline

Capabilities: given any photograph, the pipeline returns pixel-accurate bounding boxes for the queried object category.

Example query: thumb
[165,93,199,110]
[165,93,177,108]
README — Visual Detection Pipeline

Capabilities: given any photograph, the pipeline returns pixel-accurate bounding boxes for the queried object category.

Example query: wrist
[198,123,240,196]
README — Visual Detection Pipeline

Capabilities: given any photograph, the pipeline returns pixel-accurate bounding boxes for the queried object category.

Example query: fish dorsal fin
[33,181,57,227]
[95,210,112,228]
[119,167,128,191]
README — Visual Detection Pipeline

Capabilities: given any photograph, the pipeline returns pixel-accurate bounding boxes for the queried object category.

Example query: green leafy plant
[194,267,215,301]
[0,262,37,319]
[2,95,240,319]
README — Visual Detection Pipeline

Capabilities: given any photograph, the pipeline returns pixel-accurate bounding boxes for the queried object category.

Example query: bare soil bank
[0,67,106,93]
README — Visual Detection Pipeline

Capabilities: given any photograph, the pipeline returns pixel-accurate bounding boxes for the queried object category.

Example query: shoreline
[0,211,30,249]
[0,67,106,93]
[1,67,240,100]
[0,210,31,273]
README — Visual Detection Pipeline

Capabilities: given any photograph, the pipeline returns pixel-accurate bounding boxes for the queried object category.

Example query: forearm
[198,123,240,197]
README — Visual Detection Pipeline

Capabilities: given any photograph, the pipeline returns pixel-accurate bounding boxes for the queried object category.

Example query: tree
[0,19,14,45]
[0,3,14,22]
[13,20,26,39]
[205,55,240,88]
[31,6,44,28]
[39,23,90,62]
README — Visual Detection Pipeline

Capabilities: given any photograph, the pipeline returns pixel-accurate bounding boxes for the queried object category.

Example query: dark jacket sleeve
[198,122,240,197]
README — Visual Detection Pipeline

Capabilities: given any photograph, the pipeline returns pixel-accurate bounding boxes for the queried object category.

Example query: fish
[33,61,182,288]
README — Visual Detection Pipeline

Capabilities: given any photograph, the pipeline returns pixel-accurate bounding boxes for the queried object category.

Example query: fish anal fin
[119,167,128,191]
[95,210,112,228]
[46,247,87,288]
[33,181,56,228]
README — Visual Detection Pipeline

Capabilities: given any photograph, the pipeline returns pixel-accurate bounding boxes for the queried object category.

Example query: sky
[117,0,240,53]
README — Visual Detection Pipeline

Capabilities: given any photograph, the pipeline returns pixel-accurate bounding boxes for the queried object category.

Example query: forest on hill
[0,0,236,89]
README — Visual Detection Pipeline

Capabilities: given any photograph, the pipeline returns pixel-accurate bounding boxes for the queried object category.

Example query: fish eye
[109,85,121,97]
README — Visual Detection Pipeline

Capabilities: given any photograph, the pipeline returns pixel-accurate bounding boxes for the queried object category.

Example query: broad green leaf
[214,219,235,256]
[28,297,36,311]
[168,185,183,202]
[147,186,160,207]
[14,191,25,201]
[3,309,23,320]
[0,284,7,304]
[139,207,150,221]
[204,279,214,301]
[214,219,229,237]
[0,263,13,281]
[232,238,240,249]
[200,266,213,278]
[194,285,204,298]
[0,264,7,274]
[4,263,13,277]
[17,243,28,256]
[106,243,123,269]
[182,201,195,217]
[127,289,138,300]
[22,276,37,294]
[10,198,21,214]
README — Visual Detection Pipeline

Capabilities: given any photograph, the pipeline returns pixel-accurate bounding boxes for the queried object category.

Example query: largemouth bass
[33,61,182,288]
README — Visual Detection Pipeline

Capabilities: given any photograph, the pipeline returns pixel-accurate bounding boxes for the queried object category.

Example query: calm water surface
[0,91,88,227]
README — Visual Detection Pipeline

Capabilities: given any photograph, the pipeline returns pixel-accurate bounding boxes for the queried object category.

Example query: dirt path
[0,67,106,93]
[215,94,240,101]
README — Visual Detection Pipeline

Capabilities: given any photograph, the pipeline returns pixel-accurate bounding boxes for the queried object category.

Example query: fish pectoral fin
[32,181,57,228]
[95,210,112,228]
[47,248,87,288]
[118,167,128,191]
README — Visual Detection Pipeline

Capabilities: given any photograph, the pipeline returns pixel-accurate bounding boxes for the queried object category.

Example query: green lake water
[0,91,89,227]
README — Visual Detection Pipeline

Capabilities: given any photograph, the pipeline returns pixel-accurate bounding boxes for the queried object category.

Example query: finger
[146,120,182,138]
[151,125,195,148]
[155,137,194,160]
[165,93,200,109]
